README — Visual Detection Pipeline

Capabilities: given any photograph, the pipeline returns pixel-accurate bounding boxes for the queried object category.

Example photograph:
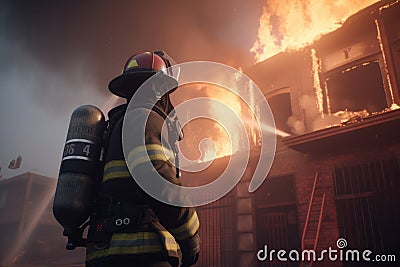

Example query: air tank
[53,105,106,248]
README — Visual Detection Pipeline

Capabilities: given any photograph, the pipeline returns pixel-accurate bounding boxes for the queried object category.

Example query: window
[333,157,400,265]
[324,61,387,113]
[267,92,292,134]
[255,176,300,266]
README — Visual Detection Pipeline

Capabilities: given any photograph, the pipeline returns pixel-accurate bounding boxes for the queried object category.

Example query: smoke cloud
[0,39,109,178]
[0,0,264,178]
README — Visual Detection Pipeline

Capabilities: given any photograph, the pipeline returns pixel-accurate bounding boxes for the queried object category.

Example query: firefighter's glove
[180,233,200,267]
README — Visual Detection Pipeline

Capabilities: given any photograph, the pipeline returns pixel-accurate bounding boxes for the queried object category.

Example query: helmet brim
[109,71,178,98]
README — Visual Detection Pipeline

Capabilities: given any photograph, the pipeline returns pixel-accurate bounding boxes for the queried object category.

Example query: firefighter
[86,51,200,267]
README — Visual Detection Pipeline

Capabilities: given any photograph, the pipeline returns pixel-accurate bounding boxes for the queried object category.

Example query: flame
[311,48,324,116]
[204,85,242,158]
[251,0,379,62]
[173,82,258,163]
[374,17,396,105]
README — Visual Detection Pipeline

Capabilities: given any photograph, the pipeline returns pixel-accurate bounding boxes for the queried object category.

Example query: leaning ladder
[301,173,326,266]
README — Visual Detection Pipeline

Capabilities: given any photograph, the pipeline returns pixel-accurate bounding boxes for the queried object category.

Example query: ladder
[301,173,326,266]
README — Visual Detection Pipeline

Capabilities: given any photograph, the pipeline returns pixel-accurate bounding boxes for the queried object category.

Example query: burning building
[187,1,400,266]
[1,1,399,267]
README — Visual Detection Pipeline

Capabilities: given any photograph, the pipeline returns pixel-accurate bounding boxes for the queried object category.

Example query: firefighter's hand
[180,233,200,267]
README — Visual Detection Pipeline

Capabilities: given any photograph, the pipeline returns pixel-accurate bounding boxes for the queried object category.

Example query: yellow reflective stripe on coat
[86,231,178,261]
[102,160,130,183]
[169,212,200,240]
[158,230,179,252]
[127,144,174,171]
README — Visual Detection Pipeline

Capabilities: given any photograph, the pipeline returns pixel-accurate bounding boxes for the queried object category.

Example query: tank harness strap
[140,105,182,178]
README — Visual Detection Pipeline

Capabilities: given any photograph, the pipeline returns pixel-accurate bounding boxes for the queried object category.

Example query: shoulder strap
[102,105,181,181]
[136,105,181,178]
[94,106,126,197]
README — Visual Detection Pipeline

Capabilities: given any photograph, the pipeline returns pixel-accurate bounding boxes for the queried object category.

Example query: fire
[204,85,242,159]
[172,82,257,163]
[251,0,379,62]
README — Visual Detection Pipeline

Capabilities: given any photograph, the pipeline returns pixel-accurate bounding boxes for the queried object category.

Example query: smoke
[0,0,265,178]
[0,37,109,178]
[0,0,114,110]
[287,116,306,135]
[151,1,262,67]
[286,94,318,134]
[0,0,262,108]
[286,94,374,133]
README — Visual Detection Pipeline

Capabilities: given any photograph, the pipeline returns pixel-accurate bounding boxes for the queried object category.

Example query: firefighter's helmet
[109,51,179,98]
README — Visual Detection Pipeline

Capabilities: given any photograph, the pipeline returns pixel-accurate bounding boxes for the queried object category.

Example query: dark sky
[0,0,264,178]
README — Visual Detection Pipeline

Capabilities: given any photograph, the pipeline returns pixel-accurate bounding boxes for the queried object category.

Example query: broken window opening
[324,61,387,114]
[267,91,292,135]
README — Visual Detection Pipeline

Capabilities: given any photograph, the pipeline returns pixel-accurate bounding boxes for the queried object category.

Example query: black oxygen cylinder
[53,105,106,247]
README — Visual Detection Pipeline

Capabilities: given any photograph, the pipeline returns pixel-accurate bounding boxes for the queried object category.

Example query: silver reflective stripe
[62,155,93,161]
[66,138,94,144]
